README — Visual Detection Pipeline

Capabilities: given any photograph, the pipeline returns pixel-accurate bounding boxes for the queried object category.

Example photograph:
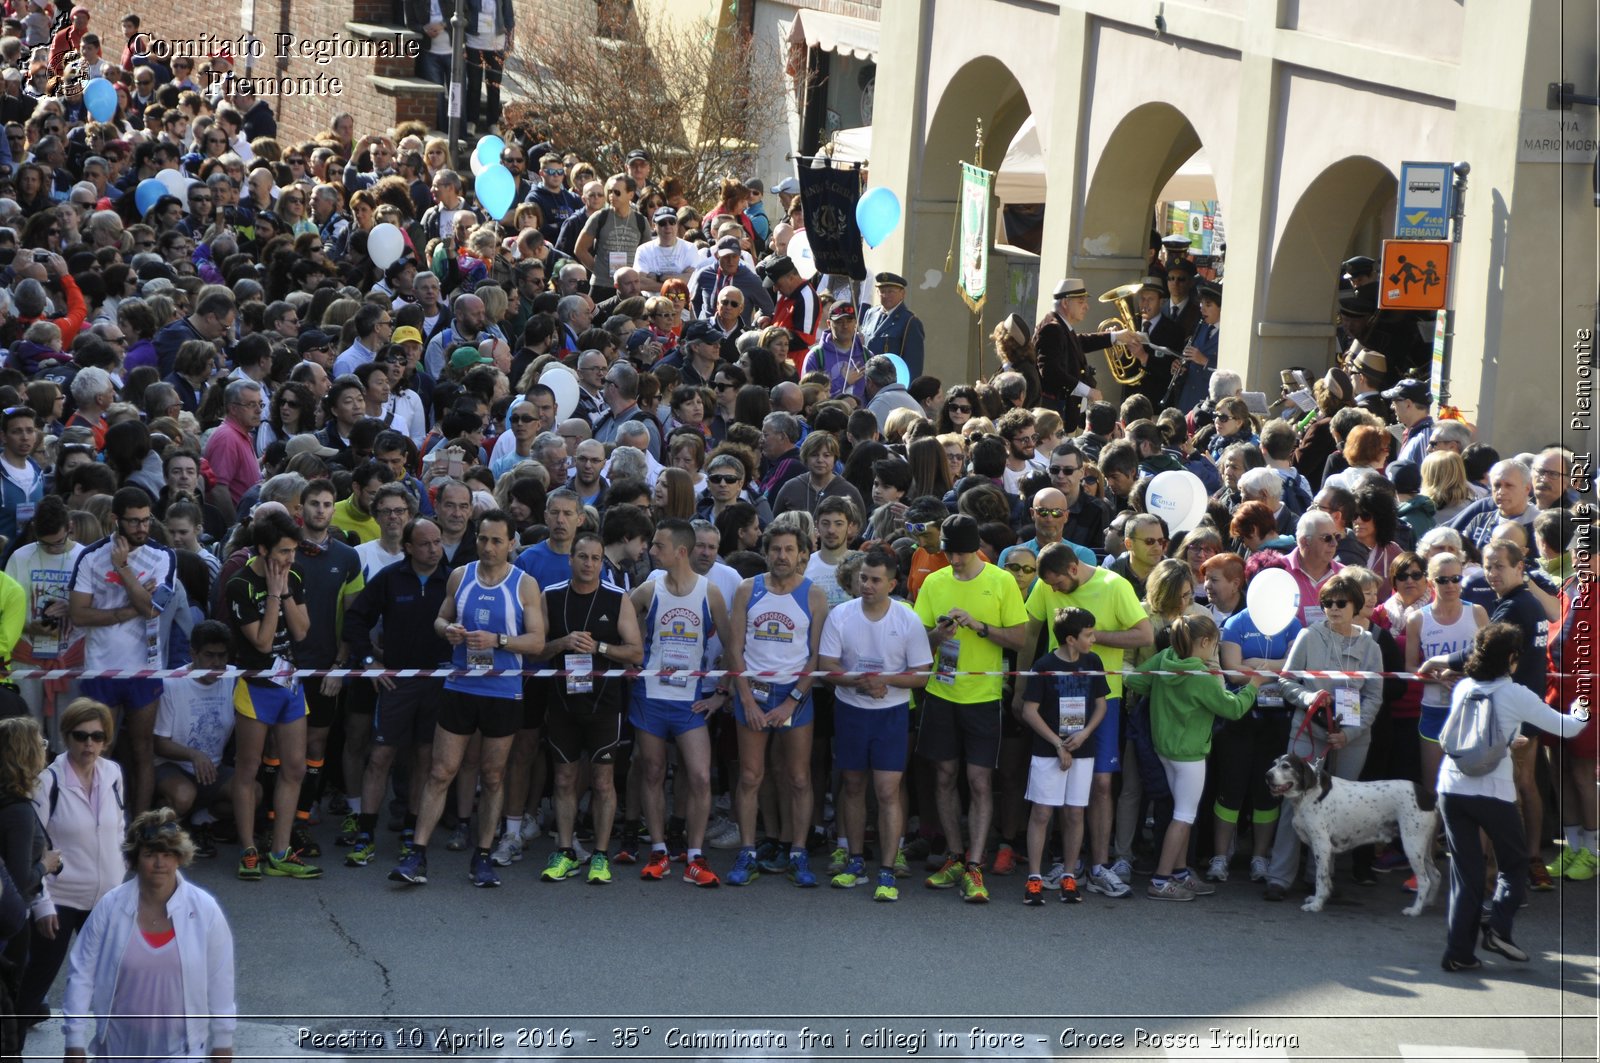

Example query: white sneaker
[572,838,592,864]
[1042,861,1066,889]
[705,815,742,849]
[1088,866,1132,898]
[1110,858,1134,881]
[519,814,543,846]
[1249,856,1270,883]
[1206,855,1230,882]
[490,832,523,866]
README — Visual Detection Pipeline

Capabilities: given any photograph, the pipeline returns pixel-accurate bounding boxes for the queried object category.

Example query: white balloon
[367,222,405,270]
[154,168,189,196]
[1245,568,1301,636]
[1146,470,1208,533]
[788,229,817,281]
[539,365,580,422]
[470,150,488,177]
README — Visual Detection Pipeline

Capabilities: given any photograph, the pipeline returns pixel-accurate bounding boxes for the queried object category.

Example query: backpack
[1439,686,1509,776]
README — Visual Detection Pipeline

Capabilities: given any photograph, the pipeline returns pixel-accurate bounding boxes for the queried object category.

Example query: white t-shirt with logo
[154,676,236,773]
[818,597,933,711]
[70,538,178,671]
[5,540,85,658]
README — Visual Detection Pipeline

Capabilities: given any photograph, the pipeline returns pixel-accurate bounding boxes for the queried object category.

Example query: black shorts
[372,679,445,747]
[155,761,235,811]
[522,676,550,731]
[343,677,378,717]
[546,704,627,765]
[304,683,341,730]
[915,693,1002,769]
[438,689,521,739]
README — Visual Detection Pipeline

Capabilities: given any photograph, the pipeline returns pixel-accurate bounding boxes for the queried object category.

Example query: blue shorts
[629,691,707,740]
[732,680,814,730]
[1419,703,1450,743]
[833,702,909,773]
[80,677,163,715]
[232,680,307,726]
[1090,697,1121,774]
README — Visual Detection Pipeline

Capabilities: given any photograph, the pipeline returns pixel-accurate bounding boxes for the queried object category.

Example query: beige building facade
[864,0,1597,458]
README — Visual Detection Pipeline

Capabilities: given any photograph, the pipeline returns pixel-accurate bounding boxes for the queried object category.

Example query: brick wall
[127,0,434,144]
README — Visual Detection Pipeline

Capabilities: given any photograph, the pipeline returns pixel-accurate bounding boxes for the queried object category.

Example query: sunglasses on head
[136,820,181,843]
[69,729,107,743]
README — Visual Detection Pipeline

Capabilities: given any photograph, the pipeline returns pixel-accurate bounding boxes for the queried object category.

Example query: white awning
[787,9,879,61]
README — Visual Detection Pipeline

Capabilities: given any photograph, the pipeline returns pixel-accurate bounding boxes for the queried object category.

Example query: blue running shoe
[788,849,818,888]
[389,850,427,885]
[470,853,501,888]
[727,846,761,886]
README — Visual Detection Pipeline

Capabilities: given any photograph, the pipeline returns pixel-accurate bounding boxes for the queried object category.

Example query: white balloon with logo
[1145,469,1208,533]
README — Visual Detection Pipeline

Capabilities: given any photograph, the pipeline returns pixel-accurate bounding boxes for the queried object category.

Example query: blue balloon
[474,135,505,171]
[83,78,116,122]
[476,164,515,220]
[135,178,166,216]
[855,186,902,249]
[885,353,910,388]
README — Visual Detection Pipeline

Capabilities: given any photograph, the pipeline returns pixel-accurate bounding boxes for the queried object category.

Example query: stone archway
[1258,156,1397,379]
[903,55,1037,387]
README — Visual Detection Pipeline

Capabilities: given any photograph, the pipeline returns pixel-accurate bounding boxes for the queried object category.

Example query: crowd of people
[0,3,1592,1052]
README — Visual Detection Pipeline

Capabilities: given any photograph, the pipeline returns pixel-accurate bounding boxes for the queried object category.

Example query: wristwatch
[597,641,608,658]
[497,633,508,649]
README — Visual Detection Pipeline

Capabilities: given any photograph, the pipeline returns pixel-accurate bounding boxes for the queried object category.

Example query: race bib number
[1334,686,1361,728]
[856,657,885,701]
[144,615,161,667]
[935,639,961,686]
[15,503,34,527]
[608,251,627,274]
[467,646,495,670]
[1059,695,1087,736]
[1302,605,1325,628]
[660,643,697,688]
[565,653,593,695]
[1257,682,1284,708]
[749,679,772,706]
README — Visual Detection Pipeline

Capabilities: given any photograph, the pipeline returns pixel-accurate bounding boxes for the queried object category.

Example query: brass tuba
[1097,283,1146,386]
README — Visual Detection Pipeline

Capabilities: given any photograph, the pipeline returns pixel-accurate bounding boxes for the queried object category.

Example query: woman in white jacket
[1427,623,1590,972]
[19,699,126,1032]
[63,809,236,1062]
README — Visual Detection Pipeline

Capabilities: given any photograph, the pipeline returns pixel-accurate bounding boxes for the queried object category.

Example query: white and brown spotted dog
[1265,753,1440,916]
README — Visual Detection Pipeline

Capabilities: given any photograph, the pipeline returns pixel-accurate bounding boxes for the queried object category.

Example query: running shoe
[1205,855,1230,882]
[901,834,931,863]
[444,822,469,852]
[1146,877,1195,901]
[666,826,688,863]
[1565,848,1599,881]
[1109,857,1134,882]
[705,815,742,850]
[926,856,966,890]
[587,853,612,884]
[1249,856,1270,883]
[541,849,584,881]
[831,855,867,888]
[1023,876,1044,906]
[827,846,849,875]
[191,826,217,859]
[892,849,911,879]
[491,832,524,867]
[1042,861,1067,889]
[961,865,989,903]
[614,827,640,864]
[290,824,321,859]
[470,853,501,888]
[1176,872,1215,896]
[991,844,1017,876]
[398,829,415,859]
[683,856,720,887]
[389,850,427,885]
[335,813,361,847]
[265,849,322,879]
[237,846,262,881]
[755,838,789,873]
[326,791,351,816]
[1481,926,1529,962]
[788,850,818,887]
[1529,863,1556,891]
[1087,866,1132,898]
[1059,873,1082,904]
[1372,846,1411,872]
[640,850,671,880]
[873,869,899,902]
[726,847,761,886]
[1547,846,1580,879]
[345,836,379,867]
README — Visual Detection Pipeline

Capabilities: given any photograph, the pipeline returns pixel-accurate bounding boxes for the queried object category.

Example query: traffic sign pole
[1438,163,1469,409]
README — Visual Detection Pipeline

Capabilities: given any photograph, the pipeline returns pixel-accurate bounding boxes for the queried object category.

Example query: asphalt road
[20,830,1599,1062]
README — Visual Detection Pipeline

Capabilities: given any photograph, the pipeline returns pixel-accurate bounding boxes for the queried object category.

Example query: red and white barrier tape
[0,665,1581,682]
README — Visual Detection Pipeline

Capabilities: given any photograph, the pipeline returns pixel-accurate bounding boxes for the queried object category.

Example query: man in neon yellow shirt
[912,515,1027,904]
[1020,542,1152,899]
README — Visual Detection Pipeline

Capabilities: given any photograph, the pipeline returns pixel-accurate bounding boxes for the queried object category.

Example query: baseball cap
[771,177,799,196]
[626,148,651,164]
[449,345,494,371]
[714,235,742,255]
[830,303,857,320]
[1381,377,1432,405]
[297,329,332,354]
[682,321,725,345]
[391,325,423,347]
[286,433,338,458]
[652,206,677,223]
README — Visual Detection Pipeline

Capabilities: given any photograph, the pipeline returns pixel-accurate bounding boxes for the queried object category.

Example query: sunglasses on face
[1432,574,1464,585]
[712,381,735,391]
[1134,536,1167,547]
[904,522,932,535]
[1320,598,1351,609]
[1049,465,1080,477]
[1033,507,1065,519]
[1393,570,1423,582]
[947,402,971,413]
[69,729,107,743]
[1083,476,1100,486]
[510,414,537,425]
[1310,533,1337,545]
[707,474,741,485]
[1005,562,1037,575]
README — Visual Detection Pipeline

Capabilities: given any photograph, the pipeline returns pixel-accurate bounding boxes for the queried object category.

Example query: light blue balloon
[135,178,165,216]
[855,186,902,249]
[83,78,116,122]
[886,353,910,387]
[476,164,515,219]
[474,135,506,171]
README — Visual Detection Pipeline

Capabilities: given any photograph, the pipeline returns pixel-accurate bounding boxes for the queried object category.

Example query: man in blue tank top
[391,509,546,889]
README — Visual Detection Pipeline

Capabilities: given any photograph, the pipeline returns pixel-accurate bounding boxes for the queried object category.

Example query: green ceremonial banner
[958,162,992,312]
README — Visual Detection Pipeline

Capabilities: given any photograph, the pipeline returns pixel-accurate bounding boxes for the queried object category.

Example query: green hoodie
[1124,647,1258,761]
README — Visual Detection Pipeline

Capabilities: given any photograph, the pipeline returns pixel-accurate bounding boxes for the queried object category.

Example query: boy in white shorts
[1018,607,1107,905]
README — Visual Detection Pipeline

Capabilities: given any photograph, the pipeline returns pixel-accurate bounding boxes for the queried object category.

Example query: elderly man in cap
[634,205,700,293]
[802,303,869,401]
[1034,278,1125,432]
[860,271,926,380]
[1384,377,1435,467]
[1348,347,1394,423]
[688,234,772,325]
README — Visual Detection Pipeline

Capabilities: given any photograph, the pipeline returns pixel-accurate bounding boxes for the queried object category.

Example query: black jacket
[343,561,452,666]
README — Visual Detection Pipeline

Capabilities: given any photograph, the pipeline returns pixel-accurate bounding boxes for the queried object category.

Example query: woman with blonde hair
[883,407,923,445]
[1033,409,1065,454]
[991,313,1040,407]
[938,432,968,484]
[0,714,61,1043]
[1421,450,1477,523]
